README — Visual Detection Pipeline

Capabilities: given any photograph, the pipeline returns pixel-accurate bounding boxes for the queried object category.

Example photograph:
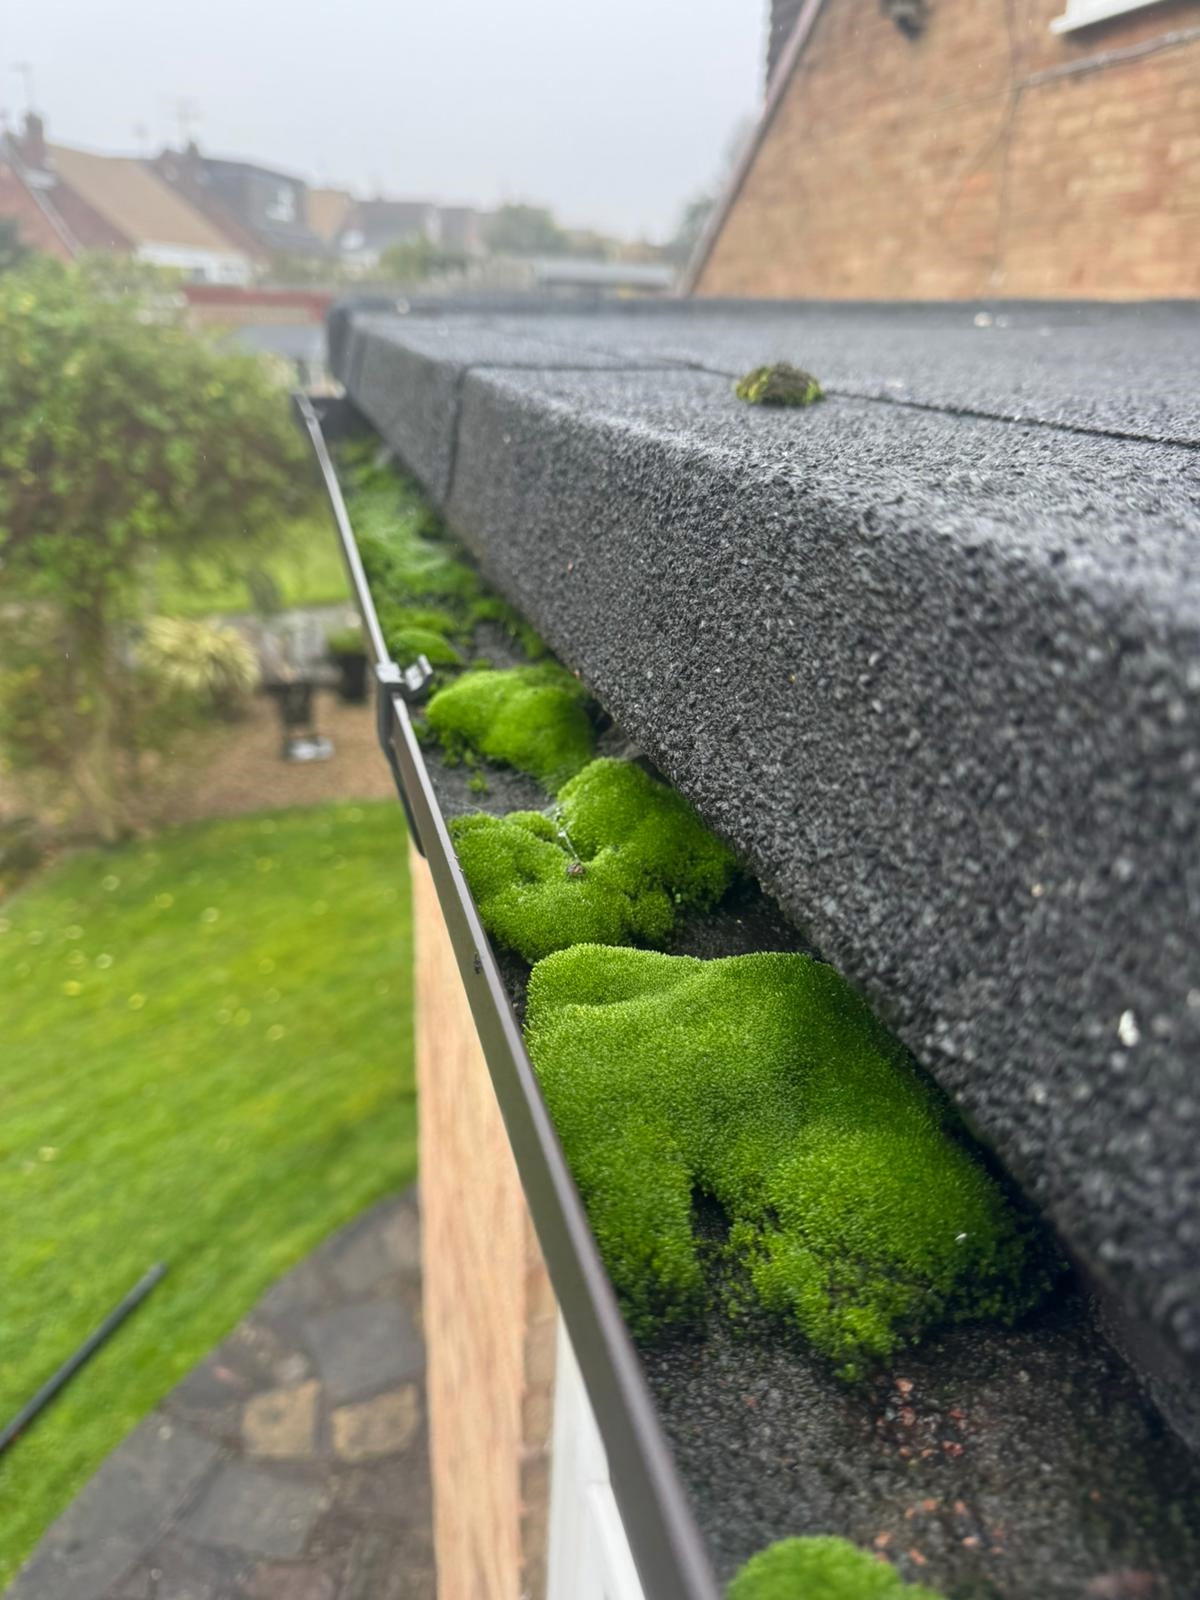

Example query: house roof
[0,157,74,259]
[49,144,245,256]
[152,150,270,263]
[330,296,1200,1459]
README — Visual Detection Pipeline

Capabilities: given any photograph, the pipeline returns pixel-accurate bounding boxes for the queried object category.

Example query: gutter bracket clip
[374,656,434,856]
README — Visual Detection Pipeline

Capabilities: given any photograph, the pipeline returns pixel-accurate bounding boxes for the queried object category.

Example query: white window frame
[1051,0,1171,33]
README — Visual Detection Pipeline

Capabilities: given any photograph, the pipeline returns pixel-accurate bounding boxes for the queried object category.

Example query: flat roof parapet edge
[331,298,1200,1453]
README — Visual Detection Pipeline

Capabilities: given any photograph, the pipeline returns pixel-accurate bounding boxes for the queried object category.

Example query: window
[265,183,297,224]
[1051,0,1171,33]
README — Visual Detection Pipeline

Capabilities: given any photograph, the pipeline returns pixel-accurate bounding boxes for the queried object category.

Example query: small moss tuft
[524,947,1054,1356]
[734,363,823,407]
[727,1537,946,1600]
[450,758,738,963]
[426,665,595,792]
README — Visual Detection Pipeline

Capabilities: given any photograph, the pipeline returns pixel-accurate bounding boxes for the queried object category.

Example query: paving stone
[220,1321,304,1393]
[170,1360,253,1412]
[253,1256,329,1324]
[7,1532,143,1600]
[271,1353,311,1388]
[327,1446,433,1527]
[242,1562,337,1600]
[331,1387,420,1462]
[327,1217,400,1297]
[339,1528,436,1600]
[108,1566,154,1600]
[302,1302,423,1405]
[183,1465,327,1559]
[141,1537,249,1600]
[242,1381,320,1460]
[380,1206,421,1276]
[9,1414,220,1600]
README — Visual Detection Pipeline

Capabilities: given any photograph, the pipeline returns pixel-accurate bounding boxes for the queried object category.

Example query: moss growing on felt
[426,665,595,792]
[450,758,738,963]
[376,601,464,667]
[338,452,543,665]
[524,947,1053,1360]
[727,1537,946,1600]
[734,363,823,407]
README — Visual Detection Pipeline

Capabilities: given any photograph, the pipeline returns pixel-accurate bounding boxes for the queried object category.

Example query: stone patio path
[6,1190,433,1600]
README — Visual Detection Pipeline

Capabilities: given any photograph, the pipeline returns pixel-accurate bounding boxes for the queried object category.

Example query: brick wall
[412,847,556,1600]
[696,0,1200,298]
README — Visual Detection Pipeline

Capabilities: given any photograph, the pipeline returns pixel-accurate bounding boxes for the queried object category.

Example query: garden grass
[152,511,350,618]
[0,801,414,1582]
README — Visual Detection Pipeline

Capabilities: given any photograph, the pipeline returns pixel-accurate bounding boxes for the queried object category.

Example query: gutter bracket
[375,656,434,856]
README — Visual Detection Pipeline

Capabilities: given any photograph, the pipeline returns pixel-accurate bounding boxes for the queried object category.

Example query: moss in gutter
[727,1537,946,1600]
[426,664,595,792]
[734,363,823,407]
[450,757,738,962]
[338,450,542,665]
[524,946,1053,1360]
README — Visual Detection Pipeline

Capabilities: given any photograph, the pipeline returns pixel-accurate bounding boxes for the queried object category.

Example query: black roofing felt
[331,298,1200,1450]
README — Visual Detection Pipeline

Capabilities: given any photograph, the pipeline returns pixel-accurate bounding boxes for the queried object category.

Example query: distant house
[434,204,486,259]
[335,198,440,270]
[307,186,355,244]
[687,0,1200,299]
[1,114,254,283]
[155,146,330,263]
[333,197,487,270]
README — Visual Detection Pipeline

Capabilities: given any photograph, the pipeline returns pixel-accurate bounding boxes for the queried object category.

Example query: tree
[483,203,568,257]
[378,236,465,284]
[665,193,714,267]
[0,256,313,840]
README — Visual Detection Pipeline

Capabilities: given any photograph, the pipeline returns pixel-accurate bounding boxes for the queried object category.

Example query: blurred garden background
[0,252,416,1582]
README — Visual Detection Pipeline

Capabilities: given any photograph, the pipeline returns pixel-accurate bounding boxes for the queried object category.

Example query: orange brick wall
[696,0,1200,299]
[412,847,556,1600]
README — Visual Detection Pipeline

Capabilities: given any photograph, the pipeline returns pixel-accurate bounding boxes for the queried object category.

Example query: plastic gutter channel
[295,392,720,1600]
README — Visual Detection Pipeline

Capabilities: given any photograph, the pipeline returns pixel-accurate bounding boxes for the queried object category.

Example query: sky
[2,0,765,241]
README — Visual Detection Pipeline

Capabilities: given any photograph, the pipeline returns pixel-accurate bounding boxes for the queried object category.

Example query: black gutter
[295,392,720,1600]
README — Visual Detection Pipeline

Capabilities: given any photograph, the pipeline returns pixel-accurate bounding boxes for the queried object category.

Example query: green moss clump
[524,946,1053,1358]
[376,601,464,667]
[426,665,595,791]
[469,594,548,660]
[450,758,738,963]
[339,456,543,668]
[734,363,823,407]
[727,1537,946,1600]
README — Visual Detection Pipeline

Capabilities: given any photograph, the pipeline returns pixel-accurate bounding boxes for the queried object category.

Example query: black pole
[0,1262,168,1457]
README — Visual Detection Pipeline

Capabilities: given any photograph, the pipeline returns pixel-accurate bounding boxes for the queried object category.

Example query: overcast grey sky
[4,0,765,240]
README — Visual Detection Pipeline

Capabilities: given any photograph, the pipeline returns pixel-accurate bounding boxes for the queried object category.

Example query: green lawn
[0,802,414,1581]
[152,511,350,618]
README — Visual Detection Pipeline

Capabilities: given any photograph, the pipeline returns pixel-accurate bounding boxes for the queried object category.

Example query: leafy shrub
[450,757,737,962]
[0,256,311,839]
[137,618,258,719]
[727,1537,945,1600]
[524,946,1054,1360]
[426,665,595,791]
